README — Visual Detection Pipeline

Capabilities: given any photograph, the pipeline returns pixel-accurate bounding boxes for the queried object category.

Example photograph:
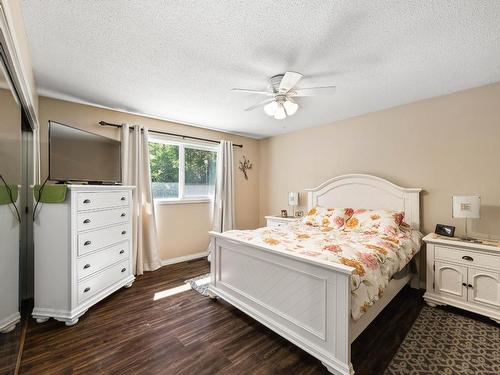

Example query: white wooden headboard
[305,174,422,230]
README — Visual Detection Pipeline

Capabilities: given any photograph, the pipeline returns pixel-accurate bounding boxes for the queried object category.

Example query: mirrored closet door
[0,47,32,374]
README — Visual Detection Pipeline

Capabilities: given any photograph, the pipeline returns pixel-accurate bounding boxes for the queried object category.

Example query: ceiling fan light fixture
[231,71,336,120]
[274,102,287,120]
[283,99,298,116]
[264,101,278,116]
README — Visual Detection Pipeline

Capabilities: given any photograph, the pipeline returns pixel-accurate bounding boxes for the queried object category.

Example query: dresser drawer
[435,245,500,271]
[77,207,129,232]
[77,241,129,279]
[77,192,129,211]
[77,260,130,303]
[77,224,129,256]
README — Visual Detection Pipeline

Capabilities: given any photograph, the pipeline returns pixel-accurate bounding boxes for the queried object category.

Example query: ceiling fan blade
[231,88,272,95]
[244,98,275,111]
[279,71,303,93]
[292,86,336,97]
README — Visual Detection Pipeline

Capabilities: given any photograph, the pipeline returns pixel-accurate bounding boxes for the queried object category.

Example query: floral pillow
[303,206,348,229]
[343,208,405,235]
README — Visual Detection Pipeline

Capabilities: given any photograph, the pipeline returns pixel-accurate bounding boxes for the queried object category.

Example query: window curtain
[208,140,235,261]
[121,124,162,275]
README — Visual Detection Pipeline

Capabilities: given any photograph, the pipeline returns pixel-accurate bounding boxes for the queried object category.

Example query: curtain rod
[99,121,243,148]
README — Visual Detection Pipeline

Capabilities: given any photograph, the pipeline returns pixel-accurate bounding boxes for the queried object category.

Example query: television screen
[49,121,121,183]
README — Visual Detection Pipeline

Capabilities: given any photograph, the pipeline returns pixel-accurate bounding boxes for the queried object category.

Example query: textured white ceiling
[21,1,500,138]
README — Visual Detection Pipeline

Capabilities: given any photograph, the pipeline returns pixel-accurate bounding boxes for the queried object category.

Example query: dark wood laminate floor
[0,322,21,375]
[18,259,424,375]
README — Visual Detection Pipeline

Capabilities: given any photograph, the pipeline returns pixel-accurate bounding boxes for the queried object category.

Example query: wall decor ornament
[238,155,252,180]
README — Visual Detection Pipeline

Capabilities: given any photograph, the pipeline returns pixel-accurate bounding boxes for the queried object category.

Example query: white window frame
[149,135,218,205]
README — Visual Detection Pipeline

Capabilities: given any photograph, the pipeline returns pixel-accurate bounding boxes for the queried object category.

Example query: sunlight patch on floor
[153,284,191,301]
[153,275,210,301]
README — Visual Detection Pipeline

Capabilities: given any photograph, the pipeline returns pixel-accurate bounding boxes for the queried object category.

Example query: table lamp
[452,196,480,241]
[288,192,299,217]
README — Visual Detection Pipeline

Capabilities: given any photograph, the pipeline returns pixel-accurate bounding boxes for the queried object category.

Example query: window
[149,138,217,202]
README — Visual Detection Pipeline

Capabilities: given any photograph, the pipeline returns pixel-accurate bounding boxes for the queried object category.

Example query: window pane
[149,142,179,199]
[184,148,217,197]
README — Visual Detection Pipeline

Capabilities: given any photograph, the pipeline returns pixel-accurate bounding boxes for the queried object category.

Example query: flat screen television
[49,121,121,184]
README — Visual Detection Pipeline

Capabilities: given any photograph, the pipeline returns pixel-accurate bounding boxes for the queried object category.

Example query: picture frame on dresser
[32,185,135,326]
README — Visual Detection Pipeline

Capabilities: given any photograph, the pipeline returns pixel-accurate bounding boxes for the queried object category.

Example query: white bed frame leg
[322,362,354,375]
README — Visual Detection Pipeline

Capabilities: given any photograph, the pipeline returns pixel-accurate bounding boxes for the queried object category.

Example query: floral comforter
[222,222,422,320]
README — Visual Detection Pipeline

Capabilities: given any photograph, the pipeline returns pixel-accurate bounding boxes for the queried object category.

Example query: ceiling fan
[231,71,336,120]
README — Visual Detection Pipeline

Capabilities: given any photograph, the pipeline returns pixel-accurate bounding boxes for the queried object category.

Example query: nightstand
[423,233,500,324]
[265,215,301,227]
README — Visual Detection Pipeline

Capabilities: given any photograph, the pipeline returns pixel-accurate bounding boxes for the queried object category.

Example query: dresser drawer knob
[84,240,92,246]
[121,213,126,217]
[121,231,126,235]
[83,199,91,204]
[119,250,125,254]
[462,255,474,261]
[121,268,126,273]
[83,264,91,269]
[121,197,126,201]
[84,287,91,293]
[83,219,91,224]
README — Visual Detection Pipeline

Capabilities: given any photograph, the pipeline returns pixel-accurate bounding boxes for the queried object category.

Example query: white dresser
[423,233,500,324]
[33,185,135,326]
[0,196,20,333]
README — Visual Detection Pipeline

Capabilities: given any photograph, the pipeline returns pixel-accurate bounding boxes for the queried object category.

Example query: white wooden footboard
[209,233,355,375]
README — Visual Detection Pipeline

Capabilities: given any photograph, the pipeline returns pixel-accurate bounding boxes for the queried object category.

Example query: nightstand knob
[462,255,474,261]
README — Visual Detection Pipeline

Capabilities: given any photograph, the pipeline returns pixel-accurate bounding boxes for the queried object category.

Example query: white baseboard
[0,312,20,333]
[161,251,208,266]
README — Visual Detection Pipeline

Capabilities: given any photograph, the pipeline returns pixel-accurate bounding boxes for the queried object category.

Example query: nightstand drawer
[265,216,300,227]
[267,220,284,227]
[435,245,500,270]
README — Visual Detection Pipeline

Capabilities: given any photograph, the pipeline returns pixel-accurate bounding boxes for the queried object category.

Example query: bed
[208,174,422,374]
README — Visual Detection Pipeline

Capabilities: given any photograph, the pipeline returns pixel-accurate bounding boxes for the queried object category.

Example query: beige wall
[0,88,21,184]
[259,81,500,240]
[38,96,260,261]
